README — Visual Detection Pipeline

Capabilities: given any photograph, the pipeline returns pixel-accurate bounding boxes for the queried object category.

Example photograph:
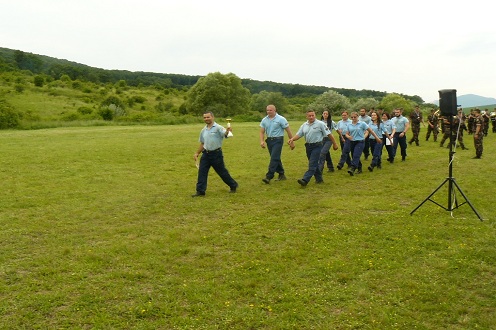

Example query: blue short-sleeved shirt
[381,119,396,135]
[347,121,369,141]
[199,122,227,150]
[296,120,330,143]
[392,115,409,132]
[260,113,289,137]
[337,119,351,135]
[368,122,387,139]
[359,115,372,125]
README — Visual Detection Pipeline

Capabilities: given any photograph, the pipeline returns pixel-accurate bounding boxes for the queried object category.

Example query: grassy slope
[0,123,494,329]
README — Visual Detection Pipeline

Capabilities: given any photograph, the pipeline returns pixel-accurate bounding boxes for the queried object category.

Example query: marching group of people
[192,105,494,196]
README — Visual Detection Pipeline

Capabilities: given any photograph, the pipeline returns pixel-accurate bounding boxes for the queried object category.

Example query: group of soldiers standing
[420,107,495,159]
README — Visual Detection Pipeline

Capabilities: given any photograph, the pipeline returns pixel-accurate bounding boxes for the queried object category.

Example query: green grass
[0,123,495,329]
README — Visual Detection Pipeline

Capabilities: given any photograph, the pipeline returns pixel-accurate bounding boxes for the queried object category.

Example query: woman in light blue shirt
[344,112,382,176]
[381,112,396,163]
[367,111,393,171]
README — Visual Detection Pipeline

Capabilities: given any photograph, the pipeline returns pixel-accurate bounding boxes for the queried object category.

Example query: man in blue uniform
[192,111,238,197]
[287,110,338,186]
[259,104,295,184]
[391,108,410,162]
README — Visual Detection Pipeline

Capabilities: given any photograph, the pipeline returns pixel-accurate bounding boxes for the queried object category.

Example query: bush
[0,99,21,129]
[34,75,44,87]
[98,107,113,121]
[77,107,93,115]
[101,95,125,110]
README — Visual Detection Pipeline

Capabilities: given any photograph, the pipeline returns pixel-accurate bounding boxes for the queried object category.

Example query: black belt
[266,136,283,140]
[305,142,323,146]
[203,148,221,153]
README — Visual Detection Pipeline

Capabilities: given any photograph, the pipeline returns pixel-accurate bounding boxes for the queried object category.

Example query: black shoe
[402,157,406,161]
[368,166,373,172]
[364,155,369,160]
[336,164,343,170]
[462,147,469,150]
[472,156,481,159]
[328,168,335,172]
[377,164,382,169]
[276,174,287,181]
[230,184,238,193]
[356,169,362,174]
[347,168,355,176]
[315,180,324,184]
[192,192,205,197]
[297,179,308,187]
[262,178,270,184]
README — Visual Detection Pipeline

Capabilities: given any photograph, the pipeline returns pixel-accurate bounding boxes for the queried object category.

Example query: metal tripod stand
[410,115,483,221]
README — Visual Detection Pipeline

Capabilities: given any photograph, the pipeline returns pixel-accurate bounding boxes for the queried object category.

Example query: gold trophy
[226,118,233,137]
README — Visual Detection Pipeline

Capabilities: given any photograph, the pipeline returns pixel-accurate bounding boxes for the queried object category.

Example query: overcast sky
[2,0,495,103]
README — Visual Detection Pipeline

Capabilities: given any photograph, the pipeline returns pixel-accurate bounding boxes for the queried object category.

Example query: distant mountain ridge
[432,94,496,108]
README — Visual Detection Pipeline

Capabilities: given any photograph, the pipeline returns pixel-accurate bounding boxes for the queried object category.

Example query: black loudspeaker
[439,89,457,116]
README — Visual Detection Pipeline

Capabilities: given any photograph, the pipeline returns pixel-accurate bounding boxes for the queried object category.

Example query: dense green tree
[307,90,352,116]
[250,91,288,114]
[186,72,250,117]
[352,97,379,112]
[378,93,414,114]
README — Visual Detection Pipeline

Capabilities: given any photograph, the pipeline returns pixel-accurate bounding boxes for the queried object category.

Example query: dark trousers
[196,150,237,193]
[382,135,394,161]
[393,132,407,159]
[338,136,351,166]
[350,140,364,170]
[318,137,334,172]
[303,143,323,182]
[369,138,383,167]
[265,137,284,179]
[363,138,370,157]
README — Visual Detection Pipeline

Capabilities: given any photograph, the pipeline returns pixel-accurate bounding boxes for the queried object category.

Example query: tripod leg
[410,178,449,215]
[451,179,484,221]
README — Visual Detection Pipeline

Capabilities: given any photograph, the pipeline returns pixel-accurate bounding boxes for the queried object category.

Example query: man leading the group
[287,110,338,186]
[192,111,238,197]
[259,104,295,184]
[391,108,410,162]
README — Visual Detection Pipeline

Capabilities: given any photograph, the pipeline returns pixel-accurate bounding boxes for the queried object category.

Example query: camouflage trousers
[409,124,421,144]
[426,125,438,141]
[474,135,483,157]
[439,131,451,147]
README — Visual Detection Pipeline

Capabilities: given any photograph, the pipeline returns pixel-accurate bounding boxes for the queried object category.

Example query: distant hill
[432,94,496,108]
[0,47,423,103]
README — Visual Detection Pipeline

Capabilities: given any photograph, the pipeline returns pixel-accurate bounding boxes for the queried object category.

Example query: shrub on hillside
[101,95,125,110]
[33,75,44,87]
[77,107,93,115]
[0,99,21,129]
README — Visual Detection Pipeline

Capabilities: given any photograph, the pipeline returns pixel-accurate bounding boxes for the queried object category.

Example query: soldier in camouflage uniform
[467,109,476,134]
[409,105,423,146]
[473,109,483,159]
[482,110,490,136]
[425,109,439,142]
[453,109,468,150]
[491,108,496,133]
[439,115,454,148]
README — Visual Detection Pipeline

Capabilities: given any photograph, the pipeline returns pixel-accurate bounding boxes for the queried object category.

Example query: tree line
[0,48,423,103]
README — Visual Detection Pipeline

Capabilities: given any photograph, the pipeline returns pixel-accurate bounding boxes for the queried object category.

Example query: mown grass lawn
[0,122,494,329]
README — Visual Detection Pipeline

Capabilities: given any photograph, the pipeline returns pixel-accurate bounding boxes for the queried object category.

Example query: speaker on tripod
[410,89,483,220]
[439,89,458,116]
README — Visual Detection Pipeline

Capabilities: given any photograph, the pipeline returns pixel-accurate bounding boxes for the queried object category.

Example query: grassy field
[0,122,495,329]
